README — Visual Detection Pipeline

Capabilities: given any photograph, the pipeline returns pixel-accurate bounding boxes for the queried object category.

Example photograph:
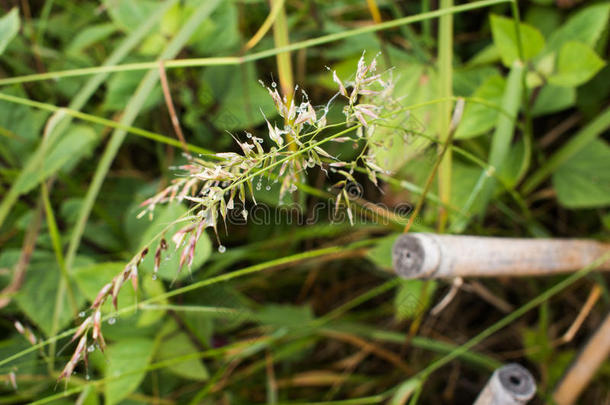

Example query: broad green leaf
[317,21,385,60]
[156,331,209,381]
[531,85,576,117]
[448,161,481,227]
[202,63,276,131]
[182,311,214,346]
[187,284,252,331]
[366,234,400,270]
[455,75,505,139]
[0,87,48,159]
[394,279,436,321]
[0,8,19,56]
[72,262,136,312]
[490,14,545,66]
[73,261,166,325]
[137,276,168,327]
[467,44,500,67]
[256,304,313,331]
[14,254,87,336]
[369,63,437,171]
[138,203,212,281]
[545,3,610,55]
[103,0,158,32]
[452,66,498,96]
[552,139,610,208]
[525,6,560,38]
[0,337,40,375]
[15,124,98,194]
[66,23,117,54]
[105,338,155,405]
[549,41,606,88]
[577,65,610,117]
[182,0,239,55]
[103,70,162,112]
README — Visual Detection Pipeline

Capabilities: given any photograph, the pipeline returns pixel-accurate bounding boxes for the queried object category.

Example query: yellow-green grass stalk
[63,0,223,274]
[0,0,512,87]
[0,0,179,227]
[436,0,454,232]
[270,0,297,151]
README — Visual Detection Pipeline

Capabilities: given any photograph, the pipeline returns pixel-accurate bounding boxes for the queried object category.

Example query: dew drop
[218,245,226,253]
[246,132,252,139]
[78,311,86,318]
[107,317,116,325]
[87,345,95,353]
[152,274,158,280]
[271,82,277,88]
[265,185,271,191]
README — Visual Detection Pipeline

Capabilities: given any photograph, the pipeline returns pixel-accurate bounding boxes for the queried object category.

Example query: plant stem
[417,252,610,382]
[270,0,297,151]
[0,0,179,227]
[437,0,454,232]
[0,0,511,86]
[63,0,223,272]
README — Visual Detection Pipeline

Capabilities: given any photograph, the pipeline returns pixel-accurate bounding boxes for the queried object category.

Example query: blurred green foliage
[0,0,608,404]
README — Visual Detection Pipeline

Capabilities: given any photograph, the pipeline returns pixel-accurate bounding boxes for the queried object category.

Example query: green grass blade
[418,252,610,381]
[0,239,375,369]
[0,0,178,227]
[522,107,610,195]
[0,92,212,155]
[41,181,78,373]
[472,60,524,217]
[63,0,224,272]
[437,0,454,232]
[0,0,511,86]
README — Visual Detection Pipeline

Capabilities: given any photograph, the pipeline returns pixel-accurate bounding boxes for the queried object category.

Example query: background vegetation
[0,0,609,404]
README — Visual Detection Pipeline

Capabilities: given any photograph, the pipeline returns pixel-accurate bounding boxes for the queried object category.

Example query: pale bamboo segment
[392,233,610,279]
[553,313,610,405]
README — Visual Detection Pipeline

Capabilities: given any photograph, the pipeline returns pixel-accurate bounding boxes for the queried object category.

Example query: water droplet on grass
[218,245,226,253]
[107,317,116,325]
[78,311,86,318]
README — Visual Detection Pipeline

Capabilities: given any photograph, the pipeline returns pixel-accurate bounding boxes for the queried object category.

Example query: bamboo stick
[392,233,610,279]
[473,363,536,405]
[553,313,610,405]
